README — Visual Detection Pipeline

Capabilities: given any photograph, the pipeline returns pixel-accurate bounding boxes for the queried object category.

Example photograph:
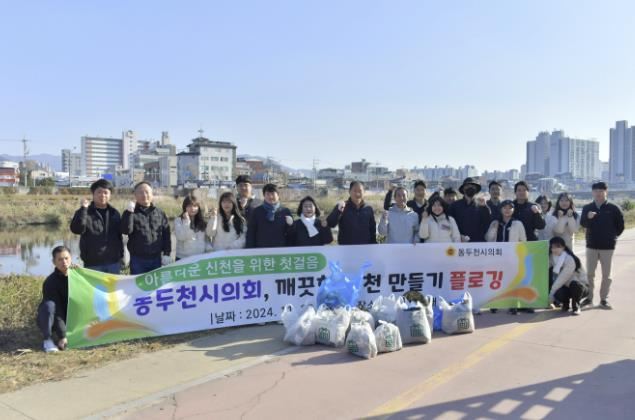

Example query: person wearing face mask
[418,194,461,243]
[378,187,420,244]
[287,196,333,246]
[512,181,546,242]
[448,178,491,243]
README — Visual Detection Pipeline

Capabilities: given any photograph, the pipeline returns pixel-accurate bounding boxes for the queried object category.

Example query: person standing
[536,195,557,242]
[580,182,624,309]
[486,200,527,243]
[512,181,546,242]
[552,192,579,249]
[384,180,428,223]
[327,181,377,245]
[174,195,208,260]
[208,191,247,250]
[418,194,461,243]
[448,178,491,242]
[70,179,123,274]
[121,182,172,274]
[235,175,262,223]
[246,184,293,248]
[443,187,459,204]
[486,180,503,222]
[287,196,333,246]
[378,187,419,244]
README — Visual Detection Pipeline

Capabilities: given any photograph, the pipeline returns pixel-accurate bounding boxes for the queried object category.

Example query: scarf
[552,252,567,274]
[263,201,280,222]
[300,215,319,237]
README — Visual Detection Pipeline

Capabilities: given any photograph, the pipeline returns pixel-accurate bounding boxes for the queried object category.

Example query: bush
[621,199,634,212]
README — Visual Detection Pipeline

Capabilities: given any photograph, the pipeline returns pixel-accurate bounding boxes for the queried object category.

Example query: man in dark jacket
[486,180,503,222]
[327,181,377,245]
[246,183,293,248]
[236,175,262,223]
[512,181,545,241]
[580,181,625,309]
[121,182,172,275]
[448,178,491,242]
[37,245,72,353]
[70,179,123,274]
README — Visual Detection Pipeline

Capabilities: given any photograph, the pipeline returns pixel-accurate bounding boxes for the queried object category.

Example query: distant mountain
[0,154,62,171]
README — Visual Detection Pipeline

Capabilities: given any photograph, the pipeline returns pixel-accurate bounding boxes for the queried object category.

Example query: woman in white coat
[207,191,247,251]
[486,200,527,243]
[536,195,557,242]
[552,192,579,249]
[418,194,461,243]
[549,236,589,315]
[174,195,208,260]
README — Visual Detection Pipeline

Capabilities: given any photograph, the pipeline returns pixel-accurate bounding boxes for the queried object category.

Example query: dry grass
[0,275,214,394]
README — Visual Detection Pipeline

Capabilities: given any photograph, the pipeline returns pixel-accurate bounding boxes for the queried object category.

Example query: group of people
[36,175,625,353]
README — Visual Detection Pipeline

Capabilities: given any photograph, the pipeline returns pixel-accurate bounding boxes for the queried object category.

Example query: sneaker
[561,304,570,313]
[599,300,613,310]
[43,339,59,353]
[490,308,498,314]
[508,308,518,315]
[572,308,581,316]
[580,297,593,308]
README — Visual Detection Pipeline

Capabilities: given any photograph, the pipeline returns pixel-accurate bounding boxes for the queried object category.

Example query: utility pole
[312,158,319,191]
[22,138,30,187]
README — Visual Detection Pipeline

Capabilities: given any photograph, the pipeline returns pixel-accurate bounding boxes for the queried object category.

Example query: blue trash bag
[433,296,463,331]
[316,261,371,309]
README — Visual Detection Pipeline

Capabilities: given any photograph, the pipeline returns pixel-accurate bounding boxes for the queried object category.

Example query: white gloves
[337,201,346,212]
[285,215,293,226]
[127,201,136,212]
[161,255,173,266]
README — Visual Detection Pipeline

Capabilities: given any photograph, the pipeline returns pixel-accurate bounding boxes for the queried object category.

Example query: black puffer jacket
[121,204,172,257]
[70,203,123,266]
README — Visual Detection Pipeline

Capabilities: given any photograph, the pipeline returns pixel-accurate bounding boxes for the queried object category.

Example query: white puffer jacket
[174,216,208,259]
[206,215,247,251]
[486,219,527,242]
[552,214,579,249]
[418,214,461,243]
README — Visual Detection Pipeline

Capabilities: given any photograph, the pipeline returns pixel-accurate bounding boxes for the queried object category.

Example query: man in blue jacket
[580,182,625,309]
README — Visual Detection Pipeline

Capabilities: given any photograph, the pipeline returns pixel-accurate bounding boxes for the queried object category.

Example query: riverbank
[0,275,214,394]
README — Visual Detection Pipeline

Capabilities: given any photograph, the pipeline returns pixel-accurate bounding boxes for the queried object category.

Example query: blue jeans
[85,262,120,274]
[130,255,161,275]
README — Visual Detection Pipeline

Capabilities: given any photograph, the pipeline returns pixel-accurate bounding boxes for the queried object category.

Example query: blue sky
[1,1,634,171]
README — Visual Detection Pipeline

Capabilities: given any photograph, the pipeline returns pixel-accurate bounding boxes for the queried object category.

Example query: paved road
[119,230,635,420]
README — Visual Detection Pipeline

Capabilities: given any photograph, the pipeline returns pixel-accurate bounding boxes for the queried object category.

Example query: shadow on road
[365,359,635,420]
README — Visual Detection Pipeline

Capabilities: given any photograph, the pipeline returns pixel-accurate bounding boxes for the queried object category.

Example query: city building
[61,148,82,177]
[0,161,20,187]
[177,133,237,186]
[609,120,635,184]
[526,130,600,181]
[81,134,129,178]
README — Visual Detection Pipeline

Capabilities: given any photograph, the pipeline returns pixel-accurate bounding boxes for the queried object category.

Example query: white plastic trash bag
[314,305,351,347]
[346,322,378,359]
[370,294,407,325]
[281,304,317,346]
[374,320,403,353]
[396,302,431,344]
[439,292,475,335]
[350,307,376,330]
